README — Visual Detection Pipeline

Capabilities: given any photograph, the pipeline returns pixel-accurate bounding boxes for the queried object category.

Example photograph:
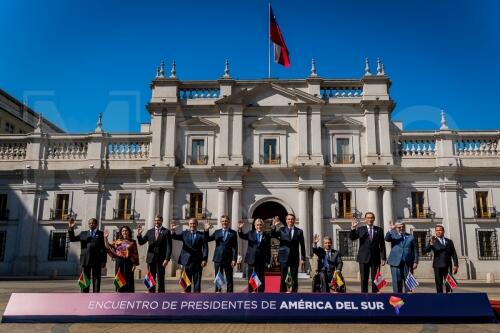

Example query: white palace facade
[0,59,498,281]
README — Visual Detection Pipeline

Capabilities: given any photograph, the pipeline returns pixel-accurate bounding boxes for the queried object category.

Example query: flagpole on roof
[268,0,271,79]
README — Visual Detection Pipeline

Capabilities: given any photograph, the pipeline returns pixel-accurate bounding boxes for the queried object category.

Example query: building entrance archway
[251,201,288,273]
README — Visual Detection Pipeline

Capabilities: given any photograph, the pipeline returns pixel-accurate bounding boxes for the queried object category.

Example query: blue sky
[1,0,499,133]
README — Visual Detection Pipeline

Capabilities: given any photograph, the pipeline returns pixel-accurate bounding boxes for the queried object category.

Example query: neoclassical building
[0,59,498,281]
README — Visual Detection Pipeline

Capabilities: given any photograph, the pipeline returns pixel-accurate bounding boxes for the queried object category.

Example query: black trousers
[247,264,265,293]
[280,262,299,292]
[359,262,380,293]
[148,261,166,293]
[214,262,233,292]
[115,258,135,293]
[185,265,203,293]
[82,262,101,293]
[434,266,452,293]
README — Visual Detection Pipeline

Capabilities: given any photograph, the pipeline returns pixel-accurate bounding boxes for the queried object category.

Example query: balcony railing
[320,82,363,99]
[333,154,355,164]
[335,207,361,219]
[473,207,497,219]
[50,209,76,221]
[187,155,208,165]
[178,82,221,100]
[259,154,281,165]
[113,208,137,220]
[410,207,436,219]
[455,136,498,157]
[106,135,151,160]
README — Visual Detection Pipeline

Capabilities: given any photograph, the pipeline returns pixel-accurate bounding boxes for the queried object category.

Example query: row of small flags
[373,270,458,292]
[79,269,458,292]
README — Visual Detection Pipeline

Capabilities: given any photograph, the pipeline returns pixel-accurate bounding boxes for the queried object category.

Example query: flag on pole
[143,271,156,289]
[249,271,262,291]
[285,268,294,291]
[445,273,458,289]
[214,271,227,289]
[270,6,291,68]
[178,270,191,290]
[374,270,387,291]
[113,269,127,289]
[389,296,405,315]
[78,272,90,290]
[405,271,419,290]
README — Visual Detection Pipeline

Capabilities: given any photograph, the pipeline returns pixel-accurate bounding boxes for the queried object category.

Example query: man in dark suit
[204,215,238,292]
[137,215,172,293]
[312,234,343,292]
[68,218,107,293]
[350,212,386,293]
[238,218,271,292]
[425,224,459,293]
[385,221,419,293]
[271,214,306,292]
[171,218,208,293]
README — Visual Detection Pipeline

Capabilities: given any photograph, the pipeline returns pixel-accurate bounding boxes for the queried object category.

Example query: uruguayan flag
[405,271,419,290]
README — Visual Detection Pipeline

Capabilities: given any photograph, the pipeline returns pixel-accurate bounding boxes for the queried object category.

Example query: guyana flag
[78,272,90,290]
[114,270,127,289]
[285,268,293,291]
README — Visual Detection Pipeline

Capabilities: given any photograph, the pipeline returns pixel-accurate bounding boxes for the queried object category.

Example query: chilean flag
[270,6,291,68]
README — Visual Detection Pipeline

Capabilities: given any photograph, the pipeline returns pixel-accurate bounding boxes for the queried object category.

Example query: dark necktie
[223,229,228,241]
[191,232,196,245]
[323,251,330,269]
[257,232,261,245]
[369,228,373,240]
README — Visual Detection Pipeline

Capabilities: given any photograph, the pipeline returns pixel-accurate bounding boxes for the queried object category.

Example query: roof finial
[440,109,449,130]
[155,66,161,78]
[364,58,372,76]
[159,60,165,78]
[169,60,176,79]
[310,58,318,77]
[222,59,230,78]
[95,112,103,133]
[35,113,43,133]
[376,57,384,75]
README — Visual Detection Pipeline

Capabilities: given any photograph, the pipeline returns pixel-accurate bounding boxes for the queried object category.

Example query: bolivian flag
[114,270,127,289]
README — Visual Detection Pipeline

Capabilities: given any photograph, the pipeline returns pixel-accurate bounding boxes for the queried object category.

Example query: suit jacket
[271,226,306,265]
[171,230,208,268]
[385,230,419,266]
[350,225,387,264]
[137,226,172,264]
[238,230,271,266]
[205,228,238,264]
[68,228,107,266]
[425,237,459,269]
[312,246,343,273]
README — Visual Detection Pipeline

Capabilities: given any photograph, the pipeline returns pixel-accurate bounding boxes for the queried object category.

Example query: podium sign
[2,293,495,323]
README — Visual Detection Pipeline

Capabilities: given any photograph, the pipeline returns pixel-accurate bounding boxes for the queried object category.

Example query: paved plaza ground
[0,277,498,333]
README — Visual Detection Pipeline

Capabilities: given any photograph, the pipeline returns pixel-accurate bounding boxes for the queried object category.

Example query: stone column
[312,188,323,240]
[147,189,158,229]
[367,187,380,226]
[13,185,39,275]
[231,188,241,230]
[297,108,309,161]
[164,109,177,166]
[382,188,394,232]
[440,183,463,256]
[162,188,173,228]
[217,188,227,226]
[298,188,310,257]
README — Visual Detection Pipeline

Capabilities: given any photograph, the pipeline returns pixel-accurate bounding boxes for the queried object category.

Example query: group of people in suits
[350,211,459,294]
[68,211,458,294]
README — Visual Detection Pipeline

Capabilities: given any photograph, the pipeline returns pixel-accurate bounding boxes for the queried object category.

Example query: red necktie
[155,228,160,240]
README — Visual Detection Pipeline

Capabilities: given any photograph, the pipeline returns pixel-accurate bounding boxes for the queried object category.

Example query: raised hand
[313,234,320,244]
[351,217,359,230]
[389,220,396,230]
[137,224,143,235]
[104,229,110,238]
[203,221,212,231]
[430,235,437,245]
[238,220,244,230]
[68,218,76,229]
[170,222,178,231]
[272,216,281,227]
